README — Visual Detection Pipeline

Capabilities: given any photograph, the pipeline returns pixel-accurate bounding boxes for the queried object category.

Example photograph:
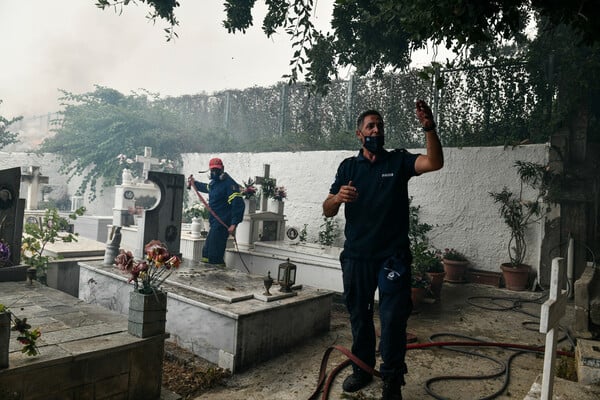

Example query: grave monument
[0,167,26,281]
[234,164,286,251]
[20,166,48,210]
[78,170,333,372]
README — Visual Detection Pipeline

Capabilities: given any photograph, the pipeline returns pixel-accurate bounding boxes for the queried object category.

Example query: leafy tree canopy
[96,0,600,92]
[39,86,203,200]
[0,100,22,149]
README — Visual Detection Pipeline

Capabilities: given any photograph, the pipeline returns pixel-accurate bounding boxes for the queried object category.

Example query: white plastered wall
[182,144,549,273]
[0,144,550,273]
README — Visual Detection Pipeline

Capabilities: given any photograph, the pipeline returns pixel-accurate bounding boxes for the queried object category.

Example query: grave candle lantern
[277,258,296,293]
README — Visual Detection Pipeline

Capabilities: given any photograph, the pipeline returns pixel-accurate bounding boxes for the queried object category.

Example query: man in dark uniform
[188,158,244,266]
[322,100,444,400]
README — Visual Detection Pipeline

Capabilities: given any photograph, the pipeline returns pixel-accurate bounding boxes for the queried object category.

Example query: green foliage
[21,207,85,283]
[96,1,600,93]
[489,161,558,266]
[318,216,339,247]
[299,223,308,243]
[183,202,208,222]
[409,198,440,285]
[39,86,197,200]
[0,100,21,149]
[260,178,277,199]
[412,242,443,273]
[408,197,433,245]
[0,305,42,357]
[96,0,180,40]
[38,193,73,212]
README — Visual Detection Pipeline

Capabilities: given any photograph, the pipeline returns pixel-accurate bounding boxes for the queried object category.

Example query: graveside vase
[244,198,257,215]
[0,311,10,369]
[190,217,204,239]
[128,290,167,338]
[267,199,284,214]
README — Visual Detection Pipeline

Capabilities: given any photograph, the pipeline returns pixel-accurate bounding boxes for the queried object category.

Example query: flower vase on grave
[191,217,204,239]
[244,198,257,215]
[128,290,167,338]
[267,199,283,215]
[0,311,10,369]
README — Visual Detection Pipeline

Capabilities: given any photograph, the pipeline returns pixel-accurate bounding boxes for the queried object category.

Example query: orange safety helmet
[209,158,224,170]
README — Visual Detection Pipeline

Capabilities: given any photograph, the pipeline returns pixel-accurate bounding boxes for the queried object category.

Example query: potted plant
[410,261,431,309]
[268,185,286,214]
[418,246,445,299]
[21,207,85,285]
[441,248,469,283]
[489,161,556,291]
[408,198,435,303]
[115,240,181,337]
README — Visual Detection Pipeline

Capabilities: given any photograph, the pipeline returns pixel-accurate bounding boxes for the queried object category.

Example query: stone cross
[539,257,567,400]
[135,147,160,181]
[20,166,49,210]
[254,164,275,211]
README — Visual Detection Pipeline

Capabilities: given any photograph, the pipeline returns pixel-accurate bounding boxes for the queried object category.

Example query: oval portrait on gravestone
[286,227,299,240]
[0,186,14,209]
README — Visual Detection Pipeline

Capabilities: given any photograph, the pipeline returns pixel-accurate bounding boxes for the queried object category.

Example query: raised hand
[416,100,436,131]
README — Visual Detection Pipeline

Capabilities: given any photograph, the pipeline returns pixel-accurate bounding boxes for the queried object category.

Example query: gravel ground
[162,283,591,400]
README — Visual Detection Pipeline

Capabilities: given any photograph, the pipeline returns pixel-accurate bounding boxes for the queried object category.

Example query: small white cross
[539,257,567,400]
[135,147,160,180]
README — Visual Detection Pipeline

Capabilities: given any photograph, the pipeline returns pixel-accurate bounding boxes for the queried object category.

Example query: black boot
[382,377,402,400]
[342,371,373,392]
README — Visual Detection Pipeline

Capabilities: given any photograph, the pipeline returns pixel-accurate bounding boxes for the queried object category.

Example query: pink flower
[114,250,134,271]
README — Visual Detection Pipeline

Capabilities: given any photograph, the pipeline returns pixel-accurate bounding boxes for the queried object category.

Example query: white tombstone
[539,257,568,400]
[21,166,49,210]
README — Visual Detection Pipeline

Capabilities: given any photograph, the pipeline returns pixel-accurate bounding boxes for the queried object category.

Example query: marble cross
[135,147,160,181]
[539,257,567,400]
[254,164,275,211]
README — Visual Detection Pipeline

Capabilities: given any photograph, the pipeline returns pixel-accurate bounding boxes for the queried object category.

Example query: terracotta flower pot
[411,287,426,309]
[442,259,468,283]
[427,271,446,299]
[500,263,531,291]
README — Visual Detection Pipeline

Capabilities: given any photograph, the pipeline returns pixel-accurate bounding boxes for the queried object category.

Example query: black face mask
[210,169,223,180]
[363,135,385,154]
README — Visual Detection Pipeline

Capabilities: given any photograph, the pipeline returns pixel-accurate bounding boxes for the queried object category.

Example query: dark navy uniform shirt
[329,148,419,260]
[194,173,244,226]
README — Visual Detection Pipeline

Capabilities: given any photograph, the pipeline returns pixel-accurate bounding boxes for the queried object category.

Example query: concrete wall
[182,144,549,274]
[1,144,550,274]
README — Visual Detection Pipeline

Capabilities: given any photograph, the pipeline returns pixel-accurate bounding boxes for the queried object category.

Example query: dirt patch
[162,341,230,399]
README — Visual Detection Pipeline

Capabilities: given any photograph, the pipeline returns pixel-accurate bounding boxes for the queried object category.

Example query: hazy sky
[0,1,443,119]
